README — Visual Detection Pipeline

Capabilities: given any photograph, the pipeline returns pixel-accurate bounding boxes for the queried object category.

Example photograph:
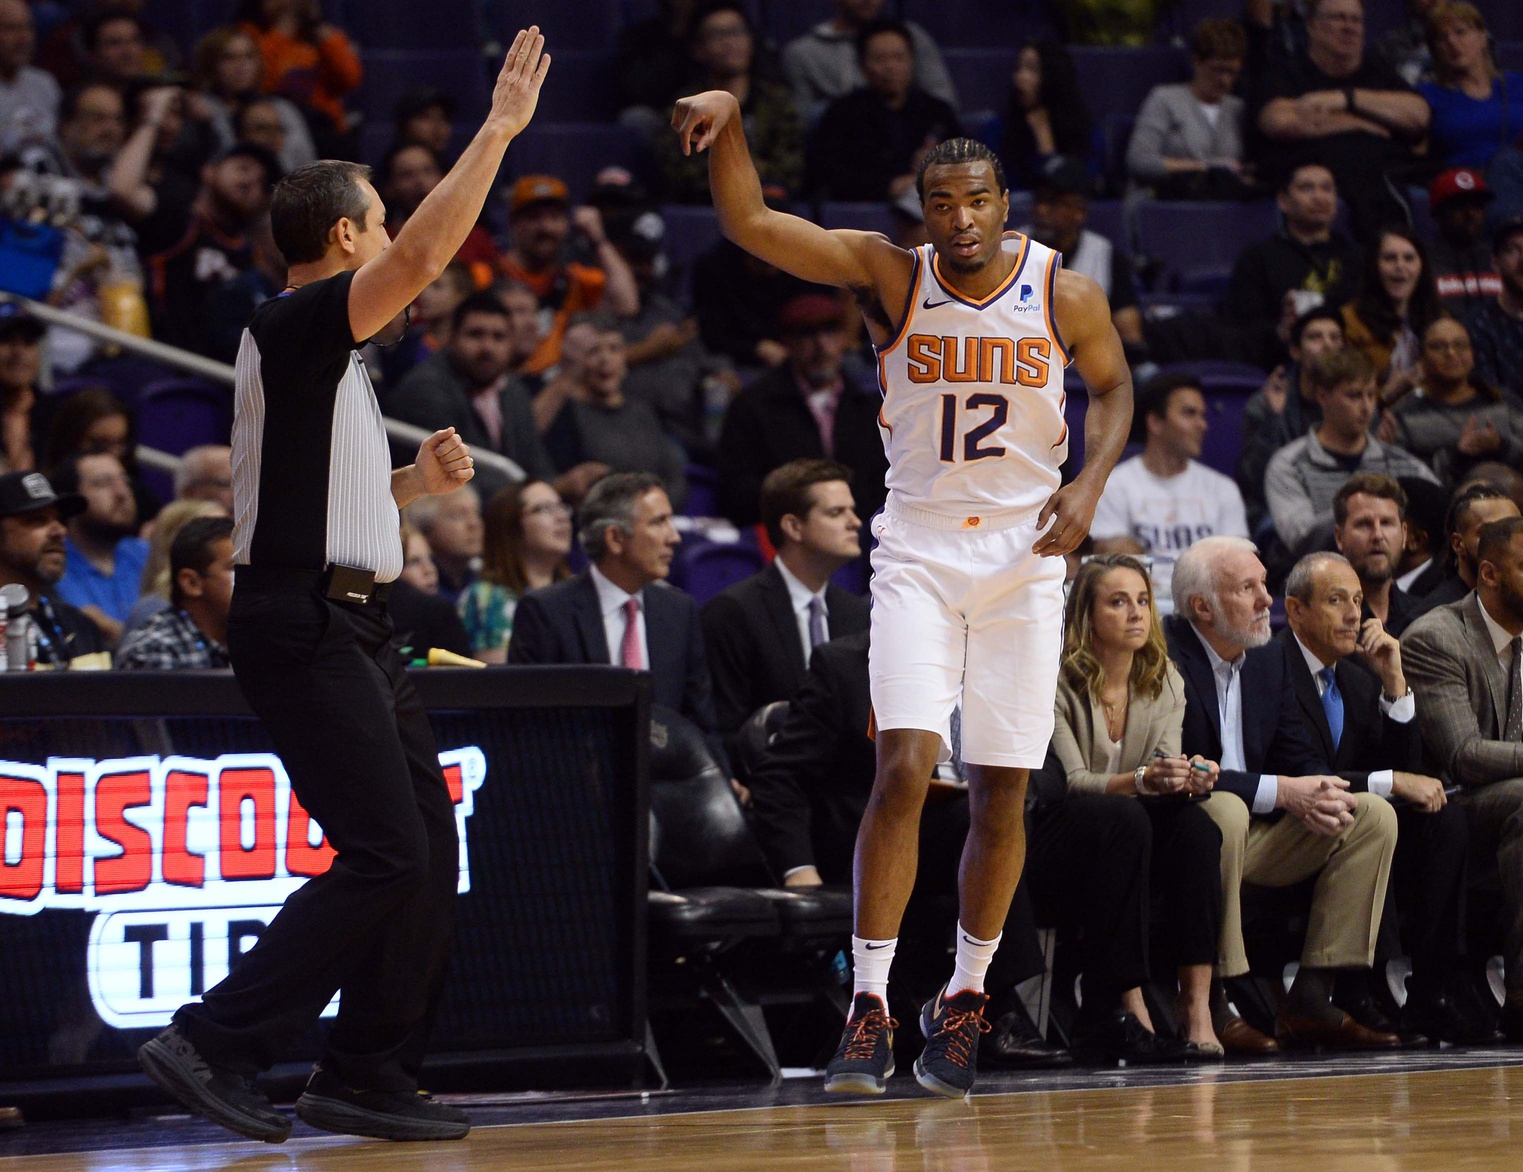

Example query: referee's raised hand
[486,26,551,139]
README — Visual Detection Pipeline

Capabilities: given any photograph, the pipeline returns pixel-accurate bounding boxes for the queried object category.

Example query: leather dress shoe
[1406,991,1504,1046]
[979,1007,1074,1069]
[1072,1010,1191,1066]
[1335,987,1428,1048]
[1219,1015,1279,1055]
[1275,1009,1401,1050]
[0,1106,21,1129]
[1499,1003,1523,1045]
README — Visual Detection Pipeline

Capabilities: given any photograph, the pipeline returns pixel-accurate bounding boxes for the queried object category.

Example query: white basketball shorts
[868,496,1066,769]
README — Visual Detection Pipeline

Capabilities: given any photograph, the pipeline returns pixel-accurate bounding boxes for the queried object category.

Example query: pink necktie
[620,596,644,670]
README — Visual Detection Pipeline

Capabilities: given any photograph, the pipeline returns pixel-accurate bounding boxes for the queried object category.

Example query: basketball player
[672,94,1133,1099]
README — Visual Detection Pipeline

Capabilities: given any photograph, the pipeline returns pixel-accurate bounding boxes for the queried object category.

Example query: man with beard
[1418,481,1521,612]
[1466,215,1523,403]
[0,469,103,665]
[141,142,281,362]
[1334,473,1420,636]
[49,451,147,645]
[1165,535,1399,1050]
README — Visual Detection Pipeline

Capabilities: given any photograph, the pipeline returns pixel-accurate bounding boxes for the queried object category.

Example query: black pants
[175,572,459,1092]
[1382,803,1470,986]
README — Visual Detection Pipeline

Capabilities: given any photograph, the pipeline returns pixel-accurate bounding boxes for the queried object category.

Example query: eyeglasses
[524,502,573,518]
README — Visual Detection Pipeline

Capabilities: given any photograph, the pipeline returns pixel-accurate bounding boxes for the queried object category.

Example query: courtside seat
[647,889,779,941]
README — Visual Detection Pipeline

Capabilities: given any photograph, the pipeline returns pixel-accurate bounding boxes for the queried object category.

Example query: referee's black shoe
[295,1065,471,1141]
[137,1026,291,1144]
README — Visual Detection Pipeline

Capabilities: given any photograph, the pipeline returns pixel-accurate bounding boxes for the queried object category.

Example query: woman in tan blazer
[1052,554,1225,1056]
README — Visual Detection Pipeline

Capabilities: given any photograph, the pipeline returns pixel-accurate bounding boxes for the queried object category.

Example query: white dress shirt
[1292,634,1415,799]
[1192,624,1280,815]
[590,564,648,669]
[775,557,830,666]
[1395,558,1431,594]
[1477,595,1521,670]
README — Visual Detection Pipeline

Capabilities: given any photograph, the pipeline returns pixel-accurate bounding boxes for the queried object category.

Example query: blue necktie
[1320,666,1344,753]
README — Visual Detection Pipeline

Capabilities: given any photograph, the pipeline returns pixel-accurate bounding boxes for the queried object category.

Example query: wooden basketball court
[5,1060,1523,1172]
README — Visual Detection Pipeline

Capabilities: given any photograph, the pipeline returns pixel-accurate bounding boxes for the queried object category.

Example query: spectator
[806,19,959,202]
[702,459,868,743]
[236,0,361,152]
[1417,480,1520,611]
[1340,224,1443,399]
[1465,215,1523,401]
[378,262,474,385]
[615,0,699,125]
[1025,156,1143,349]
[1265,349,1439,560]
[232,97,290,170]
[123,497,224,634]
[0,0,61,153]
[1383,315,1523,484]
[1048,554,1225,1056]
[1127,21,1250,200]
[192,26,315,174]
[715,293,889,529]
[1418,2,1523,171]
[784,0,956,124]
[1091,372,1249,615]
[0,469,105,665]
[0,304,44,475]
[386,291,573,500]
[49,451,149,643]
[995,40,1094,193]
[403,484,482,604]
[35,0,176,92]
[533,316,689,510]
[391,88,453,160]
[140,141,280,362]
[691,235,816,370]
[508,472,729,768]
[499,281,545,381]
[1394,474,1450,597]
[114,514,232,669]
[1403,515,1523,1041]
[496,175,638,376]
[1236,306,1347,532]
[378,145,499,278]
[1164,536,1401,1050]
[1333,473,1421,635]
[398,519,437,594]
[1255,0,1429,240]
[174,444,233,512]
[382,518,473,661]
[1225,161,1363,369]
[655,2,803,203]
[1427,166,1500,317]
[82,9,145,91]
[1379,0,1439,85]
[457,480,572,664]
[1279,550,1482,1042]
[42,386,158,527]
[107,83,222,249]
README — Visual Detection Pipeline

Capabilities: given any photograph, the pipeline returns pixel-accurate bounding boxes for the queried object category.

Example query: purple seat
[684,464,720,518]
[1067,47,1190,122]
[346,0,476,50]
[943,48,1012,115]
[358,50,489,127]
[660,203,726,277]
[134,379,233,456]
[670,538,765,606]
[1133,200,1279,292]
[1155,361,1268,476]
[1101,113,1136,193]
[1085,200,1130,252]
[1499,43,1523,72]
[509,124,645,203]
[530,50,620,122]
[762,0,834,45]
[484,0,620,50]
[902,0,1052,48]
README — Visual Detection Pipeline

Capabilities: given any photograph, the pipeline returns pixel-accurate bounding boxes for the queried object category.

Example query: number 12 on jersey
[939,393,1008,462]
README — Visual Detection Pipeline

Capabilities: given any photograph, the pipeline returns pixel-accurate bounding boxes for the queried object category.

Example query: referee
[138,29,552,1145]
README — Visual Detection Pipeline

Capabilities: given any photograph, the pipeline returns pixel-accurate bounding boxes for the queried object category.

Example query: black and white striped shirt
[231,271,403,581]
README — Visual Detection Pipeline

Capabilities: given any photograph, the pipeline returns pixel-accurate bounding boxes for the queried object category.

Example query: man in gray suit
[1404,515,1523,1040]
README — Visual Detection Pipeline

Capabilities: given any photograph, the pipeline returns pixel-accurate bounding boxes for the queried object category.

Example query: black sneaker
[137,1025,291,1144]
[913,985,991,1100]
[823,993,898,1095]
[295,1065,470,1141]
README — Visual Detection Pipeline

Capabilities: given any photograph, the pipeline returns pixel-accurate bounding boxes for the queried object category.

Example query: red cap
[1428,167,1493,212]
[777,293,846,334]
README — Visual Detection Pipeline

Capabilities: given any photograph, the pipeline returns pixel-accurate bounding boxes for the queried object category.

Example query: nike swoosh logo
[922,295,954,310]
[864,942,892,950]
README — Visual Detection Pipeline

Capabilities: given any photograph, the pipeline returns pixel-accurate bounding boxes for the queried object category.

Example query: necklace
[1100,690,1128,741]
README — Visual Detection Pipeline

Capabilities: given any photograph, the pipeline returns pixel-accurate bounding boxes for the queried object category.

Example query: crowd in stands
[5,0,1523,1073]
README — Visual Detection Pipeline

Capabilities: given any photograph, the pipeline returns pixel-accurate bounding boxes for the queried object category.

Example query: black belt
[237,564,394,606]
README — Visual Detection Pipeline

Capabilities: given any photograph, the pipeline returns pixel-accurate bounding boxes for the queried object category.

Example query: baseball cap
[0,303,46,343]
[1428,167,1493,212]
[1493,214,1523,254]
[1035,155,1091,198]
[0,471,85,521]
[778,293,846,335]
[509,174,569,215]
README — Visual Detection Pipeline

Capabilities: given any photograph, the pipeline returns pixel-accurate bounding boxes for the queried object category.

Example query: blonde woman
[1051,553,1225,1056]
[123,499,227,636]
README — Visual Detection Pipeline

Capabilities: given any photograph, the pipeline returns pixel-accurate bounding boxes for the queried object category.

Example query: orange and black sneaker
[823,993,898,1094]
[914,984,991,1099]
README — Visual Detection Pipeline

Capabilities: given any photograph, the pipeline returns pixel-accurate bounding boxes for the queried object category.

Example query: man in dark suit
[1333,474,1421,637]
[702,458,869,750]
[1414,482,1520,614]
[714,293,889,529]
[1165,536,1399,1051]
[509,471,727,768]
[1281,551,1486,1044]
[1404,516,1523,1041]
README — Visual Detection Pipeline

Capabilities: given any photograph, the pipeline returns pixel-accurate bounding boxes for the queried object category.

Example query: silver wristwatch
[1133,764,1148,795]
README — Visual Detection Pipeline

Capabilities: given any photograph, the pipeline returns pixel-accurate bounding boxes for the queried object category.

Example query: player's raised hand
[486,27,551,139]
[1032,480,1101,558]
[672,90,741,155]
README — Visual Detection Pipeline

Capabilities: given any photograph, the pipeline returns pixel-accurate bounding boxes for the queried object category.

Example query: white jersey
[874,234,1069,521]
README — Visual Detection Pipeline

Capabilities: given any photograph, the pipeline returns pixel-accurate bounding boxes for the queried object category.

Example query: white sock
[851,935,897,1011]
[950,924,1001,996]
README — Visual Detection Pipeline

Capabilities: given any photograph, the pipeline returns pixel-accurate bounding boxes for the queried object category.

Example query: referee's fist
[417,428,476,494]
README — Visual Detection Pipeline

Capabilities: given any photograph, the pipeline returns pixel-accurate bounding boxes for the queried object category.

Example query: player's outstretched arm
[1032,270,1134,558]
[672,90,902,292]
[349,28,551,341]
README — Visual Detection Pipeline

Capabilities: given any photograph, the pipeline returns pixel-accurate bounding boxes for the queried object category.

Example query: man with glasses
[1255,0,1429,241]
[1466,216,1523,404]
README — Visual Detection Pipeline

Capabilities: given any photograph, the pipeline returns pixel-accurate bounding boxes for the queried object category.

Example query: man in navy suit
[1165,535,1399,1052]
[1281,550,1489,1045]
[509,471,728,769]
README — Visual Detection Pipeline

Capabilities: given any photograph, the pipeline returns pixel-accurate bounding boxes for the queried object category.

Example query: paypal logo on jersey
[1013,284,1039,312]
